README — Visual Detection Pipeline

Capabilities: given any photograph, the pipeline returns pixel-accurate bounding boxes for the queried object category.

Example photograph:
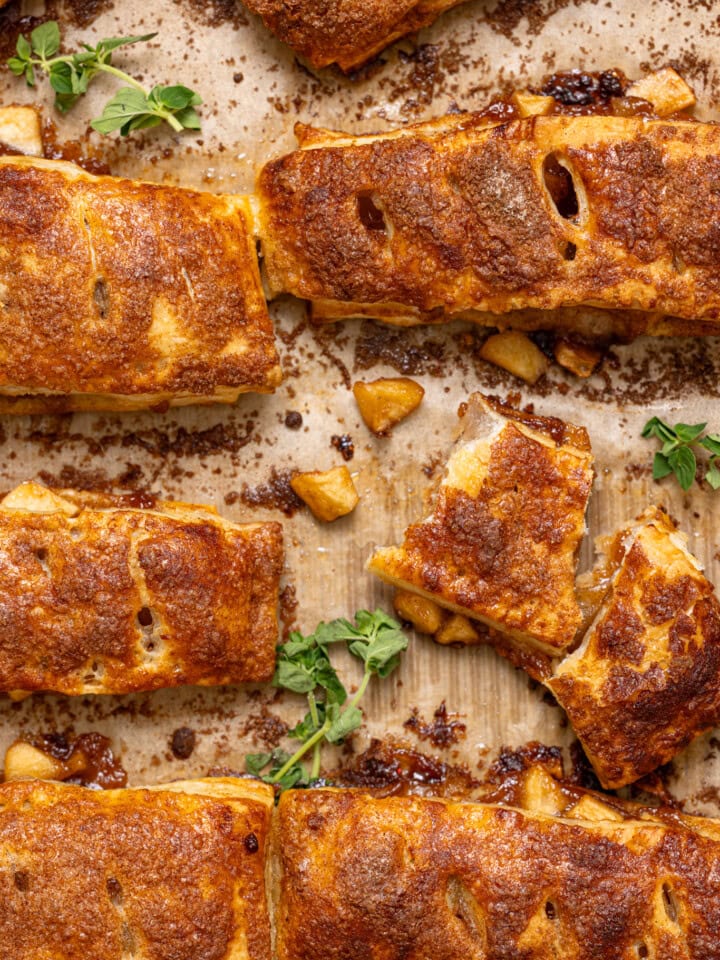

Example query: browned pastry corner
[0,777,274,960]
[275,788,720,959]
[548,507,720,789]
[368,394,594,656]
[0,156,281,412]
[0,482,283,696]
[243,0,467,71]
[256,112,720,336]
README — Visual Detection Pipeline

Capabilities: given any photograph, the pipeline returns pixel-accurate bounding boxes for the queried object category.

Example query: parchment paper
[1,0,720,812]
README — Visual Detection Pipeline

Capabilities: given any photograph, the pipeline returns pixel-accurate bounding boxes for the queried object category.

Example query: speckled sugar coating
[1,0,720,813]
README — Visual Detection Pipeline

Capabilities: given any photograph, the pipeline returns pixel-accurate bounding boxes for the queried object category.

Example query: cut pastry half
[548,507,720,789]
[368,394,594,657]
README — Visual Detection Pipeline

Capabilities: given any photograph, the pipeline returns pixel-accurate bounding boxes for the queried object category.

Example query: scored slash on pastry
[368,394,720,789]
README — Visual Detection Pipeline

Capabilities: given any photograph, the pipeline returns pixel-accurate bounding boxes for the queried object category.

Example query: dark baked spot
[170,727,196,760]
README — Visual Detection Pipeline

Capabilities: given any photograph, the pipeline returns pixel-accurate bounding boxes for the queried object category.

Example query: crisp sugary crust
[549,508,720,789]
[0,157,281,410]
[243,0,466,71]
[368,394,593,654]
[257,115,720,334]
[0,778,274,960]
[0,485,283,695]
[275,788,720,960]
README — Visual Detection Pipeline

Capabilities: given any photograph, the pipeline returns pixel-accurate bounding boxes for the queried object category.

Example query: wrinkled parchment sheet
[1,0,720,812]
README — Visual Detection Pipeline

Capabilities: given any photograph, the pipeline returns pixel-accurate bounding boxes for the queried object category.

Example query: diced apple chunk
[4,741,65,781]
[511,90,555,118]
[353,377,425,435]
[0,105,43,156]
[291,466,359,522]
[435,614,480,645]
[626,68,695,117]
[554,338,602,378]
[479,331,549,384]
[394,589,445,634]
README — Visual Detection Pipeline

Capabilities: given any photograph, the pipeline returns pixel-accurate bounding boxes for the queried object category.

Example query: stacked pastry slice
[369,394,720,788]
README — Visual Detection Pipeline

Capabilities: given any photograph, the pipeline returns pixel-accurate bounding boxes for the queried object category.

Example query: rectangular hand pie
[548,507,720,788]
[0,482,283,696]
[274,788,720,960]
[0,156,281,412]
[243,0,467,71]
[257,114,720,336]
[368,394,594,656]
[0,776,274,960]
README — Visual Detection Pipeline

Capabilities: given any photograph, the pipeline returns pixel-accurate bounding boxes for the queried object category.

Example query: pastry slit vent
[107,877,137,957]
[662,882,679,923]
[636,943,649,958]
[542,152,585,224]
[34,547,50,576]
[545,900,558,920]
[357,191,390,234]
[136,605,163,657]
[446,876,487,956]
[93,278,110,319]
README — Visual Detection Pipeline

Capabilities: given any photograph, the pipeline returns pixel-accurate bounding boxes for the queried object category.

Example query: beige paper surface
[1,0,719,811]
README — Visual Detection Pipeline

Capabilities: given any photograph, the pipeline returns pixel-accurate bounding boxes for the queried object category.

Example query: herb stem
[271,719,330,784]
[349,666,372,709]
[93,62,148,93]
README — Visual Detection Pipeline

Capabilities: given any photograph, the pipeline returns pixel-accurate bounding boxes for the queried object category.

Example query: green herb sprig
[7,21,201,136]
[246,609,409,792]
[642,417,720,491]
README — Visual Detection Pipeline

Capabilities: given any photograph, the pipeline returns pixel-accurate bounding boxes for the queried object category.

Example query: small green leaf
[642,417,677,443]
[652,452,673,480]
[325,705,363,744]
[15,33,32,61]
[30,21,61,59]
[95,33,157,56]
[89,86,153,134]
[674,422,707,444]
[151,83,201,111]
[7,57,30,78]
[701,434,720,457]
[174,105,202,130]
[707,461,720,490]
[668,445,697,491]
[245,752,272,776]
[273,659,317,694]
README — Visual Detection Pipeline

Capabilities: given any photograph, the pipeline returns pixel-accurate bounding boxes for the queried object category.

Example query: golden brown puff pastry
[274,787,720,960]
[368,394,594,656]
[257,114,720,336]
[0,156,281,413]
[0,776,274,960]
[243,0,467,71]
[548,507,720,790]
[0,482,283,696]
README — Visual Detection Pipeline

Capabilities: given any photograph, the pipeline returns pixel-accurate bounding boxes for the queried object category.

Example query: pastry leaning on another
[0,154,281,412]
[369,394,720,788]
[0,482,283,697]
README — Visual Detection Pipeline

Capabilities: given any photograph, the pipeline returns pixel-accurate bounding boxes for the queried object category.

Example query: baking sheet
[2,0,720,812]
